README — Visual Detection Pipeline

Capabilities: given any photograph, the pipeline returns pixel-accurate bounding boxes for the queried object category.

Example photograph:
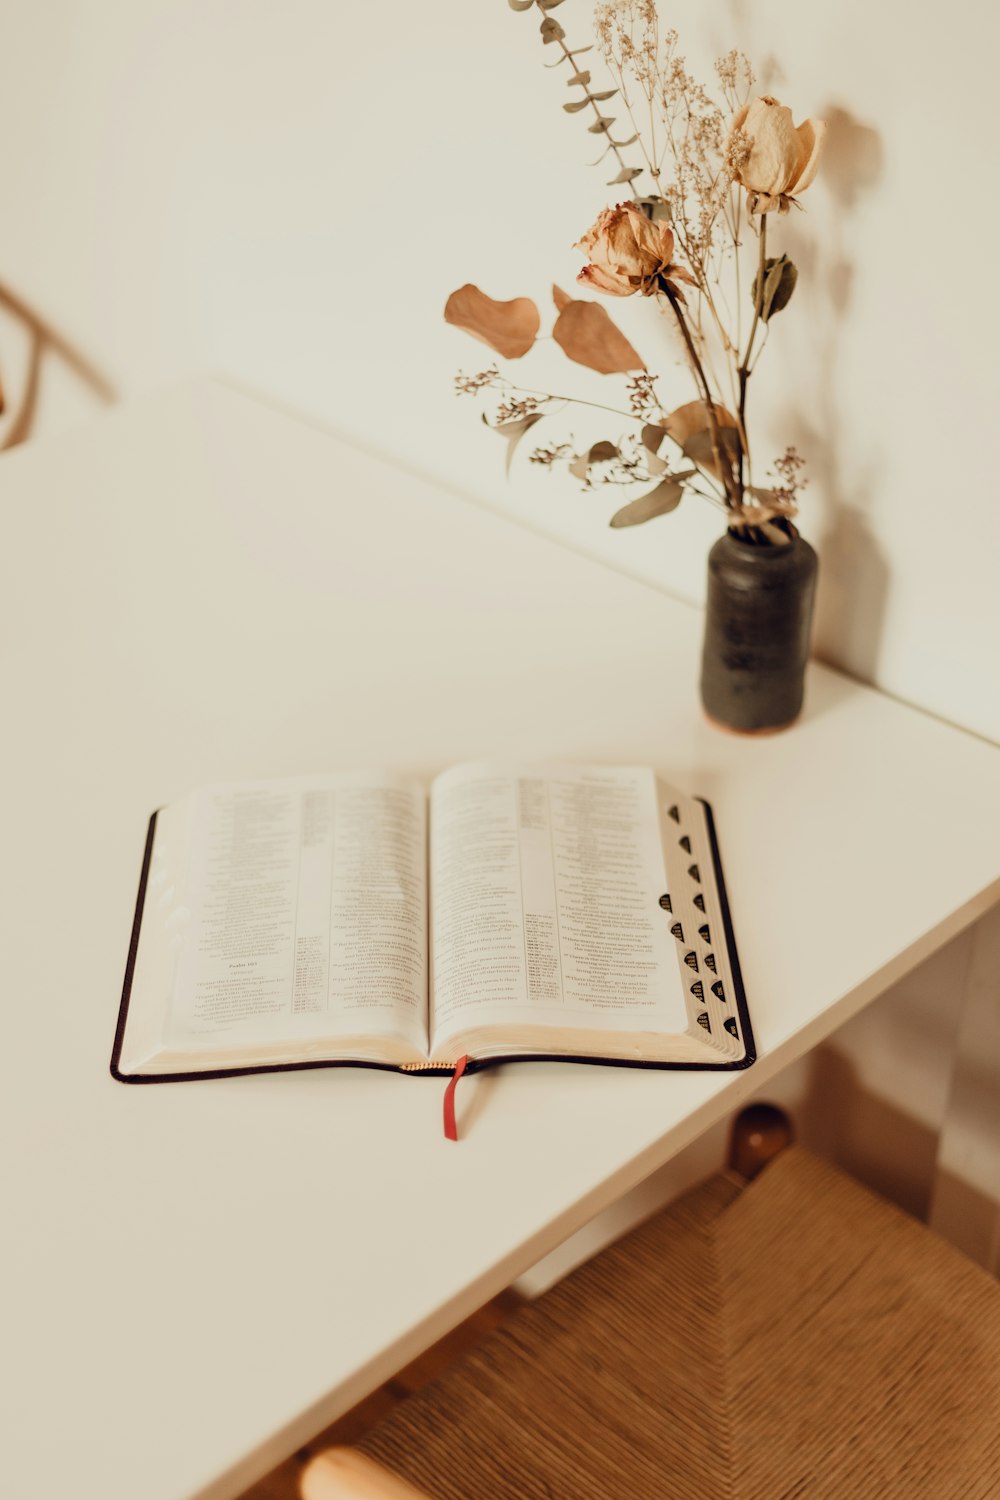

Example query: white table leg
[930,904,1000,1272]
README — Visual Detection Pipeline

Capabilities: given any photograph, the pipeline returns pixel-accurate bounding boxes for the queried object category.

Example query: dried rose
[730,95,826,213]
[575,203,696,300]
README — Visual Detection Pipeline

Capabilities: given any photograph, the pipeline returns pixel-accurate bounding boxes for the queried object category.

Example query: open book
[113,762,754,1081]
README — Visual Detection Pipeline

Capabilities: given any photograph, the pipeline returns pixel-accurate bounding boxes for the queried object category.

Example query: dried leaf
[751,486,783,506]
[607,167,643,185]
[569,440,619,481]
[610,133,640,147]
[587,116,615,134]
[444,284,540,359]
[589,89,617,102]
[563,98,591,114]
[751,254,798,322]
[567,70,591,86]
[483,411,545,475]
[537,0,564,8]
[539,16,565,42]
[544,44,591,66]
[663,401,739,478]
[551,284,573,312]
[507,0,533,9]
[553,299,645,374]
[641,424,666,454]
[663,400,737,445]
[609,478,685,527]
[684,427,741,476]
[645,451,669,476]
[737,487,799,524]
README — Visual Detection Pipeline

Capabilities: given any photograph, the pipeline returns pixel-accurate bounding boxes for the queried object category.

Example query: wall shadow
[776,104,888,684]
[797,1044,940,1221]
[0,280,116,450]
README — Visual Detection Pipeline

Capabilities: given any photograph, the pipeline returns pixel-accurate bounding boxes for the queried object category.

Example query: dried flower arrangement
[445,1,825,544]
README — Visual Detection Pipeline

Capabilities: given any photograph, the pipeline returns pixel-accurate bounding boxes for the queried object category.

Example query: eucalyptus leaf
[645,451,669,476]
[751,254,798,322]
[567,45,593,56]
[537,0,565,8]
[539,16,565,42]
[609,478,684,527]
[507,0,533,9]
[553,300,643,373]
[563,98,591,113]
[569,440,619,482]
[607,166,642,184]
[567,70,591,86]
[588,89,617,102]
[587,116,615,134]
[483,411,545,476]
[609,133,640,147]
[641,424,666,454]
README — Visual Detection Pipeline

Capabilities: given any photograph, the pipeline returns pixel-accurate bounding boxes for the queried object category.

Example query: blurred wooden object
[303,1104,1000,1500]
[302,1451,429,1500]
[726,1099,795,1181]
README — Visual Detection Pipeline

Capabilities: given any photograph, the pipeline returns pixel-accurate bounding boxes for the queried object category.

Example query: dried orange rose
[730,95,826,213]
[575,203,696,300]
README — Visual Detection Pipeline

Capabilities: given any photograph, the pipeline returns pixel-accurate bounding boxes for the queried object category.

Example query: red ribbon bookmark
[443,1055,470,1143]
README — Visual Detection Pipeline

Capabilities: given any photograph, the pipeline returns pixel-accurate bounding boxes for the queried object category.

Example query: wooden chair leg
[727,1102,794,1182]
[301,1448,432,1500]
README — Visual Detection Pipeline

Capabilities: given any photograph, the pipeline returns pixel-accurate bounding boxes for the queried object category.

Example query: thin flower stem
[662,282,737,508]
[505,383,645,424]
[732,187,744,353]
[736,210,768,500]
[604,54,658,188]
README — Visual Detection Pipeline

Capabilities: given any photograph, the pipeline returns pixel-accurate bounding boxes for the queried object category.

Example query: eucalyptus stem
[538,1,641,196]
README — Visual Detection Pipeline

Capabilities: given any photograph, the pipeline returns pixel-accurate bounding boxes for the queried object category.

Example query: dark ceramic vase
[700,528,818,733]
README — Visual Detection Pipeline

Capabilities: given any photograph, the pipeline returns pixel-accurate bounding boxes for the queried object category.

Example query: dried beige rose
[730,95,826,213]
[575,202,696,300]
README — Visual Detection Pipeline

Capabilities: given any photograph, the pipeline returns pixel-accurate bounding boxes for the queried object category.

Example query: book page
[163,771,428,1056]
[429,762,687,1055]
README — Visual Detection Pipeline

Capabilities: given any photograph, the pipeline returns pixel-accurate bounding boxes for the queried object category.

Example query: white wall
[1,0,997,743]
[0,1,995,1233]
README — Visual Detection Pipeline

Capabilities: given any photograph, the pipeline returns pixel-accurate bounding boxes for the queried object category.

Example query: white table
[3,382,999,1500]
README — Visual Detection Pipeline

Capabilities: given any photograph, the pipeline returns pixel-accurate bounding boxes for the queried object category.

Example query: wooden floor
[240,1292,525,1500]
